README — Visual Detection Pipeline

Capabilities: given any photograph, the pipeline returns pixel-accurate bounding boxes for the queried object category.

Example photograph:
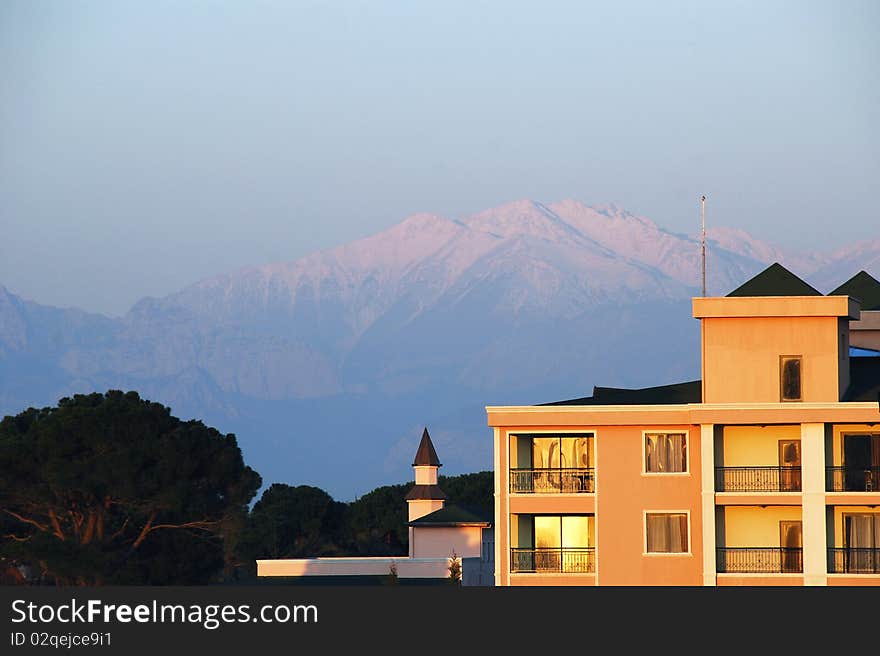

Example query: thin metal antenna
[701,195,707,296]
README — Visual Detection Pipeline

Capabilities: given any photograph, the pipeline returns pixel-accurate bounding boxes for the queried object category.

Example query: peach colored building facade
[487,266,880,586]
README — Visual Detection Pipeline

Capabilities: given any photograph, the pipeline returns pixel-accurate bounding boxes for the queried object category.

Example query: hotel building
[486,265,880,586]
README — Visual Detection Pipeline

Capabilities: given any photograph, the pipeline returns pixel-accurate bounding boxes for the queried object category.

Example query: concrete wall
[722,425,800,466]
[595,424,702,586]
[411,526,483,559]
[723,506,802,547]
[257,557,450,578]
[702,315,841,403]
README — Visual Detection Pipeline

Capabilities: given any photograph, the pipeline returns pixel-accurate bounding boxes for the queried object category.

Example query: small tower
[405,428,447,525]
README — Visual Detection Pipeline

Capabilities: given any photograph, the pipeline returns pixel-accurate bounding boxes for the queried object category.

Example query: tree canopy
[237,471,493,569]
[0,391,261,584]
[1,389,493,584]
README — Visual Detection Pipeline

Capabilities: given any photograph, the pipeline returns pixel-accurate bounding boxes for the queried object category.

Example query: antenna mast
[701,194,707,296]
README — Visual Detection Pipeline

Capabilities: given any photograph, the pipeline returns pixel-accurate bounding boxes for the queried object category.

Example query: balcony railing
[509,468,595,494]
[716,547,803,573]
[828,548,880,574]
[826,467,880,492]
[511,547,595,573]
[714,467,802,492]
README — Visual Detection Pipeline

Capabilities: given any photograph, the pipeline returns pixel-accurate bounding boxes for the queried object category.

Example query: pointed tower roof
[412,428,442,467]
[829,271,880,311]
[727,262,821,298]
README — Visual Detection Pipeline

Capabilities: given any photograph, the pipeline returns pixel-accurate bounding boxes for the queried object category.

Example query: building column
[801,423,827,586]
[493,427,504,587]
[700,424,716,586]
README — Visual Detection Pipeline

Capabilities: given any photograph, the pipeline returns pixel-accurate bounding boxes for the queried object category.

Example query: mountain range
[2,199,878,499]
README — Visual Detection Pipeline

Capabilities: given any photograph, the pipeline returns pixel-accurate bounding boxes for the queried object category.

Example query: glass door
[778,440,801,491]
[779,521,802,573]
[843,434,880,491]
[844,514,880,573]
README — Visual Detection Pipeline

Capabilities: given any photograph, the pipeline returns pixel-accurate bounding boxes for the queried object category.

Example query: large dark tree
[346,483,410,555]
[237,484,348,568]
[0,391,261,585]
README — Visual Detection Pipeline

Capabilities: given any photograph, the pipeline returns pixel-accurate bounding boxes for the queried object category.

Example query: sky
[2,0,878,316]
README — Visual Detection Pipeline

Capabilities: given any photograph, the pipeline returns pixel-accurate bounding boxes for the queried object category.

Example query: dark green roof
[843,357,880,402]
[413,428,441,466]
[408,504,492,527]
[829,271,880,311]
[543,380,701,406]
[404,484,448,501]
[726,262,821,297]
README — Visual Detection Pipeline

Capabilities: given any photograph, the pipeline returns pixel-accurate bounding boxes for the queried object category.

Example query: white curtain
[845,514,877,572]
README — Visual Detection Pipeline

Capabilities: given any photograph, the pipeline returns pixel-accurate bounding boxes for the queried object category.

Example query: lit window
[645,513,689,553]
[780,356,802,401]
[644,433,687,473]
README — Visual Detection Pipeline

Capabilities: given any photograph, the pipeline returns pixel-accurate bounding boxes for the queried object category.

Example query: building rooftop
[407,504,492,527]
[412,428,442,467]
[540,267,880,408]
[543,380,702,406]
[726,262,822,298]
[830,270,880,311]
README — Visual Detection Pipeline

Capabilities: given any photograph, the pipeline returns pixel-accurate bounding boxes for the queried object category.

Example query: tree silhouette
[0,391,261,585]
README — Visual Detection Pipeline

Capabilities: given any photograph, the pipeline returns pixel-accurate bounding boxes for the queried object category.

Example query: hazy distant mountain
[1,199,877,499]
[807,239,880,293]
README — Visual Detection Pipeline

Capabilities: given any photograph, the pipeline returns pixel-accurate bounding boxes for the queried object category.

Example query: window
[510,434,594,493]
[844,514,880,572]
[645,513,689,553]
[644,432,687,473]
[780,356,802,401]
[529,435,592,470]
[778,439,802,491]
[511,514,595,573]
[842,434,880,491]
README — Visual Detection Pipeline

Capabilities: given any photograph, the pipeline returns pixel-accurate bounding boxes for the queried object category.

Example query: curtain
[646,435,659,472]
[571,437,591,469]
[672,514,688,552]
[665,434,686,473]
[646,514,687,552]
[646,434,686,472]
[845,514,876,572]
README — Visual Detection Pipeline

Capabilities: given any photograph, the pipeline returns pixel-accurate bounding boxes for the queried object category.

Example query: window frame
[779,355,803,402]
[508,431,597,495]
[643,510,692,556]
[641,430,690,476]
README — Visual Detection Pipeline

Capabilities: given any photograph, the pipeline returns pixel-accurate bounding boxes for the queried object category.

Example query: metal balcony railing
[714,467,802,492]
[828,548,880,574]
[825,467,880,492]
[509,468,595,494]
[510,547,595,573]
[716,547,803,573]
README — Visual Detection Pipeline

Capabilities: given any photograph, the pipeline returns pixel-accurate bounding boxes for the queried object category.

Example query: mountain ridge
[2,199,877,499]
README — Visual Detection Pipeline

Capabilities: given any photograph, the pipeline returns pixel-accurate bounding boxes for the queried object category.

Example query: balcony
[510,468,595,494]
[714,467,802,492]
[828,548,880,574]
[826,467,880,492]
[716,547,803,573]
[510,547,595,573]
